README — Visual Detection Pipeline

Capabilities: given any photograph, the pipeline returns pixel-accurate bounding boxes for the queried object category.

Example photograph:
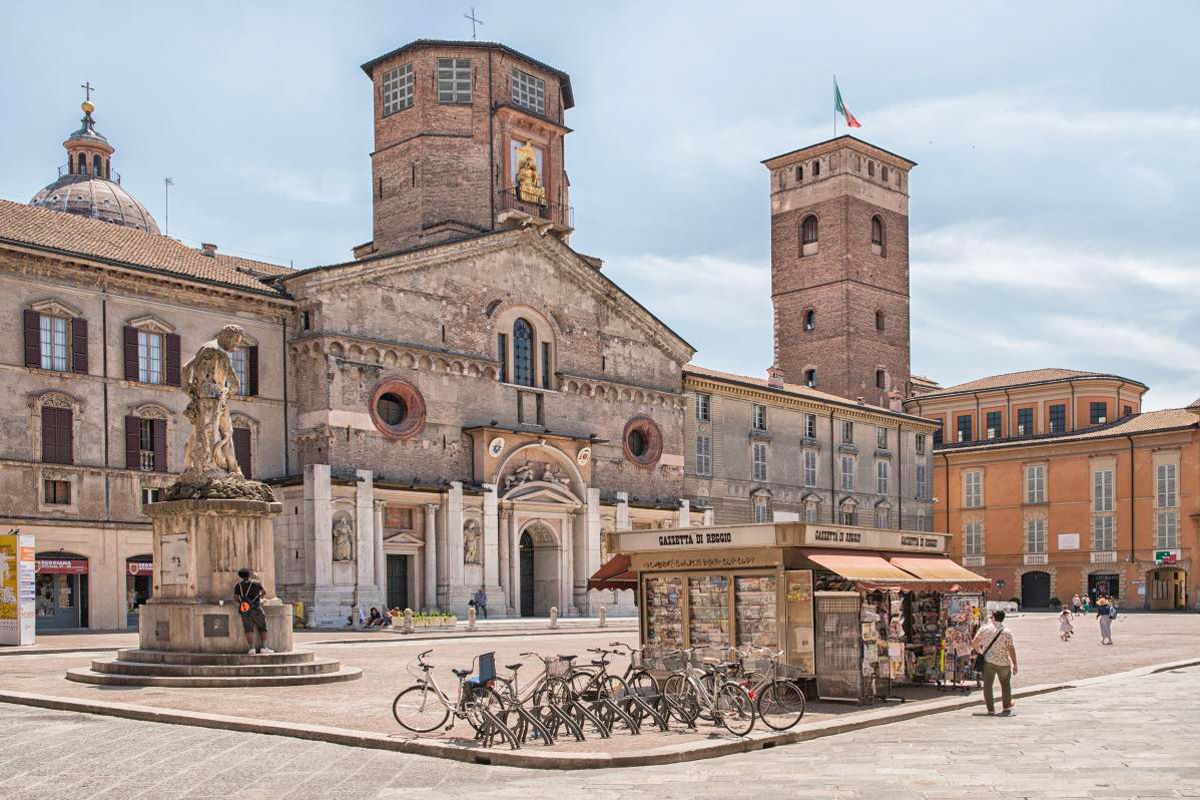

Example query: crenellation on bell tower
[762,135,916,407]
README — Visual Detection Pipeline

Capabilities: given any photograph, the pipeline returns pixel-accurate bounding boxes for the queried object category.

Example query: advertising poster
[1,531,36,646]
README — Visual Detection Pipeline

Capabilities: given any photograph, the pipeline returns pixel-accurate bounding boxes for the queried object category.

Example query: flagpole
[833,75,837,137]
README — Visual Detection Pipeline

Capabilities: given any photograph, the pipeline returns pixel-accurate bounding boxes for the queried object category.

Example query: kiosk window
[644,576,684,645]
[735,575,778,648]
[688,574,731,649]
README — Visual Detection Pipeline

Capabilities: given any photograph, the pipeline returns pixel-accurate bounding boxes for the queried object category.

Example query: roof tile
[917,367,1144,398]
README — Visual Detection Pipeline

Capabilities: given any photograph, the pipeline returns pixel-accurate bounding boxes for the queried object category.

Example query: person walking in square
[234,567,272,655]
[972,609,1018,716]
[473,587,488,620]
[1059,608,1074,641]
[1097,596,1115,645]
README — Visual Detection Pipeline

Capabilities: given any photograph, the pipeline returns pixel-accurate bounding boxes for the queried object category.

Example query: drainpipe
[1127,434,1136,568]
[487,51,495,228]
[973,391,981,442]
[101,293,110,518]
[1069,379,1077,431]
[942,451,951,538]
[1003,388,1012,438]
[282,315,290,476]
[897,422,904,529]
[830,409,837,519]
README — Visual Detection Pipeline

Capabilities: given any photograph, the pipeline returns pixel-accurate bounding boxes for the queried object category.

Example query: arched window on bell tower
[512,318,535,387]
[800,215,819,256]
[92,154,102,177]
[871,215,885,256]
[77,153,86,174]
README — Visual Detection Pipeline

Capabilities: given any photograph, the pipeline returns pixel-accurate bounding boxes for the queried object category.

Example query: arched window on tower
[794,165,803,182]
[92,154,102,177]
[875,310,885,331]
[512,318,534,387]
[812,160,821,177]
[871,215,885,256]
[105,157,111,178]
[800,215,819,256]
[77,153,86,174]
[876,369,888,390]
[804,308,815,331]
[804,368,817,388]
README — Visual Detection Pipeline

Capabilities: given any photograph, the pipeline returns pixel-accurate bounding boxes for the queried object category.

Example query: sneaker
[248,648,257,655]
[260,647,274,655]
[999,708,1014,717]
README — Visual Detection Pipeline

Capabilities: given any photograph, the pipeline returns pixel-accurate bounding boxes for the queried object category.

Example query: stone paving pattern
[0,612,1195,757]
[2,660,1198,798]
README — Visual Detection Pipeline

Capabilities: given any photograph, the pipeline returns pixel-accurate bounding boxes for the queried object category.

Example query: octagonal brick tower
[763,136,916,408]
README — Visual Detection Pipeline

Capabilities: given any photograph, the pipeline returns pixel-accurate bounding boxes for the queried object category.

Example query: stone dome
[30,173,160,235]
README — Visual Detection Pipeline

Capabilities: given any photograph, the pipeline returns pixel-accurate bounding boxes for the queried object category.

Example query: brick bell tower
[762,136,916,407]
[356,39,576,259]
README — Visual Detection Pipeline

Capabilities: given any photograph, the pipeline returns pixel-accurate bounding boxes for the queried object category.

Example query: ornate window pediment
[33,390,80,411]
[131,402,171,420]
[127,315,175,335]
[30,299,83,318]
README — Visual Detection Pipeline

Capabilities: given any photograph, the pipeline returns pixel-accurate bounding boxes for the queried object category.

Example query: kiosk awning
[888,556,990,590]
[588,554,635,591]
[806,552,918,588]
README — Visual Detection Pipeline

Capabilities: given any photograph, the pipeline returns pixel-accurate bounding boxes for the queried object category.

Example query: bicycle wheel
[696,670,719,722]
[662,672,699,724]
[392,684,450,733]
[757,679,806,731]
[462,685,506,733]
[569,668,596,699]
[624,669,658,721]
[714,682,755,736]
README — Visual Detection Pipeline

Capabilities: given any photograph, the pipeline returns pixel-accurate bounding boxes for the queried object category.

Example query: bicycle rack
[624,690,669,732]
[538,700,586,742]
[507,701,556,746]
[566,696,612,739]
[474,706,522,750]
[583,691,640,736]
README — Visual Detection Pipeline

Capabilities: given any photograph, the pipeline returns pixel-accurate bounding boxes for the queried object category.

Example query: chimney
[199,242,218,257]
[767,365,785,389]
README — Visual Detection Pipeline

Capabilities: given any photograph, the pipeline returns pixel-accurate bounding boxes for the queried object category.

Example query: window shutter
[248,345,259,396]
[152,418,167,473]
[24,310,42,368]
[123,326,139,381]
[125,416,140,469]
[62,409,74,465]
[233,427,252,478]
[41,406,56,462]
[72,317,88,374]
[165,334,181,386]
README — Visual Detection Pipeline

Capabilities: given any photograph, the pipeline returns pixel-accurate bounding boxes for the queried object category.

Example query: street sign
[1155,550,1178,566]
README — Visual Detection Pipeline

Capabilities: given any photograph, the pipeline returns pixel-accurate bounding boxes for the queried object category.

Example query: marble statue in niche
[332,515,355,562]
[463,520,482,565]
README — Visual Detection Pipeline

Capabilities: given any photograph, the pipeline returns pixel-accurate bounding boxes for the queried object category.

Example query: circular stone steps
[64,648,362,688]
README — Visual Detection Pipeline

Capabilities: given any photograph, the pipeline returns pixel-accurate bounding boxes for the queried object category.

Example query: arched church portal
[518,522,559,617]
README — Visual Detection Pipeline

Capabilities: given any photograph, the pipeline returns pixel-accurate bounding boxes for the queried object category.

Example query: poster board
[784,570,815,676]
[0,532,36,646]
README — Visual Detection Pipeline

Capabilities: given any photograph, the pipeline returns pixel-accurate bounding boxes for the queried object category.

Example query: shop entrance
[35,553,88,630]
[519,532,535,616]
[126,555,153,628]
[1149,568,1188,610]
[1088,572,1120,602]
[1021,571,1051,609]
[386,554,409,611]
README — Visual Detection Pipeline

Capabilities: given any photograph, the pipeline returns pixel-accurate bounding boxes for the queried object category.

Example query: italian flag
[835,80,862,128]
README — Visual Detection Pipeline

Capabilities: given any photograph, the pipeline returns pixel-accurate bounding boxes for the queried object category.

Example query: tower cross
[463,7,484,39]
[80,81,95,103]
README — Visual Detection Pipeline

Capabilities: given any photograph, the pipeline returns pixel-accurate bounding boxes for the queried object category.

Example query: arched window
[93,154,102,177]
[803,368,816,388]
[801,215,818,245]
[105,157,111,178]
[881,166,890,182]
[875,310,885,331]
[867,160,876,177]
[876,369,887,389]
[794,165,803,182]
[77,153,86,174]
[512,318,534,387]
[812,160,820,177]
[804,309,815,331]
[871,216,884,245]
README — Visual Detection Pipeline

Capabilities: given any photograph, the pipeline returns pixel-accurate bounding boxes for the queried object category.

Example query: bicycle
[391,649,513,745]
[492,652,585,745]
[661,647,756,736]
[604,642,669,729]
[736,647,807,731]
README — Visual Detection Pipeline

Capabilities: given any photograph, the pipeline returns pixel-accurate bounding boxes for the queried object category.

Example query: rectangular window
[137,331,164,385]
[841,420,854,443]
[803,413,816,439]
[752,404,767,431]
[1025,518,1047,553]
[1092,515,1115,552]
[1025,464,1046,504]
[1156,511,1179,549]
[39,315,70,372]
[541,341,553,389]
[964,521,983,556]
[804,504,818,523]
[437,58,472,103]
[1090,401,1108,425]
[1049,404,1066,434]
[1123,405,1133,418]
[142,487,162,506]
[497,334,507,383]
[44,479,71,505]
[41,406,73,465]
[874,508,889,528]
[839,505,856,526]
[917,508,928,532]
[915,433,926,455]
[876,427,888,450]
[956,414,972,442]
[964,470,982,508]
[1156,463,1178,508]
[802,450,817,488]
[1017,408,1033,435]
[986,411,1001,439]
[876,461,889,495]
[753,495,770,524]
[752,442,768,482]
[915,463,928,500]
[695,434,711,476]
[695,393,710,421]
[382,63,414,115]
[511,68,546,115]
[933,425,943,446]
[840,455,855,491]
[1093,469,1114,512]
[139,419,156,471]
[231,347,249,396]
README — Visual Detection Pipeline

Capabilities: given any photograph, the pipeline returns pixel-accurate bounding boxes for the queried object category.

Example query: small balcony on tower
[495,187,573,239]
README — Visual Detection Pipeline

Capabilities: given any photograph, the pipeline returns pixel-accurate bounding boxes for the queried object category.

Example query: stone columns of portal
[562,510,575,615]
[574,488,601,614]
[613,490,637,616]
[498,506,512,615]
[423,503,438,611]
[354,470,383,612]
[507,508,520,615]
[482,485,505,616]
[373,501,386,599]
[445,481,467,611]
[306,464,333,588]
[615,491,631,532]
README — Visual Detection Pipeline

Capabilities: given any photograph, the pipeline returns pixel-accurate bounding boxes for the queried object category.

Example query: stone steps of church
[115,648,316,666]
[88,656,343,678]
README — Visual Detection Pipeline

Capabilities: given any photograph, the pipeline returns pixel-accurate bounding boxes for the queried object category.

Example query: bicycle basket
[644,649,686,672]
[777,661,808,681]
[545,657,571,678]
[405,658,427,682]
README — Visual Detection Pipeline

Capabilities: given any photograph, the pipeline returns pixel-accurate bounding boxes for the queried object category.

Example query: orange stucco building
[905,370,1199,610]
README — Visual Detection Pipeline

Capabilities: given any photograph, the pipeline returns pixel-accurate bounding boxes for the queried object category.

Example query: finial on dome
[80,81,95,116]
[82,100,95,115]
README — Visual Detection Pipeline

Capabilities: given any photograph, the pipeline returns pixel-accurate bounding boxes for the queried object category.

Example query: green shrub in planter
[1049,597,1062,608]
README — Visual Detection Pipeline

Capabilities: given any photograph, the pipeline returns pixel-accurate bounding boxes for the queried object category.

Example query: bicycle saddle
[558,654,577,661]
[506,663,523,672]
[590,659,607,667]
[451,668,472,678]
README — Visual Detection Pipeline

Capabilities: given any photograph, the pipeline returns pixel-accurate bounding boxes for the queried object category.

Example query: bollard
[598,606,607,628]
[549,606,559,629]
[467,606,477,631]
[403,608,414,634]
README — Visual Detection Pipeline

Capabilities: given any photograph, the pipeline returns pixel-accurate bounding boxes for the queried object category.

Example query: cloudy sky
[3,1,1198,409]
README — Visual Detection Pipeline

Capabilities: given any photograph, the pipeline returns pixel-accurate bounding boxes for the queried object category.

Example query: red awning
[806,552,919,590]
[36,558,88,575]
[888,556,991,592]
[588,554,635,591]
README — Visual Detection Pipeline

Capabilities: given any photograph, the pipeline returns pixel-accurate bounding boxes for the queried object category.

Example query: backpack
[1108,604,1118,620]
